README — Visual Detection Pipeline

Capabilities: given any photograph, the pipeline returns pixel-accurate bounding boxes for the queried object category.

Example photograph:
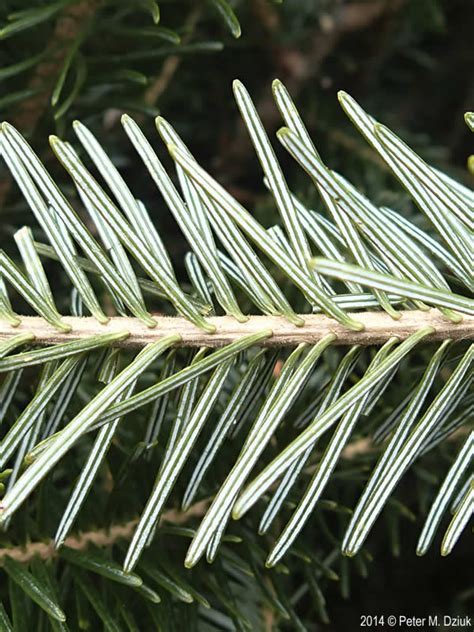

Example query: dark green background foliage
[0,1,472,630]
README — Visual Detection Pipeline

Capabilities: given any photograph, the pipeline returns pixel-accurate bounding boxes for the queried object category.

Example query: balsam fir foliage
[0,2,473,628]
[0,74,472,629]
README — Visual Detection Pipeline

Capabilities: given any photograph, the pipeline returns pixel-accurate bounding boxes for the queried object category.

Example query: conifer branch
[0,72,472,627]
[0,500,210,565]
[0,310,472,348]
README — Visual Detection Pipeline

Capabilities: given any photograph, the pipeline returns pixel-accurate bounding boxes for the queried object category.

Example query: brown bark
[0,499,210,564]
[0,309,472,349]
